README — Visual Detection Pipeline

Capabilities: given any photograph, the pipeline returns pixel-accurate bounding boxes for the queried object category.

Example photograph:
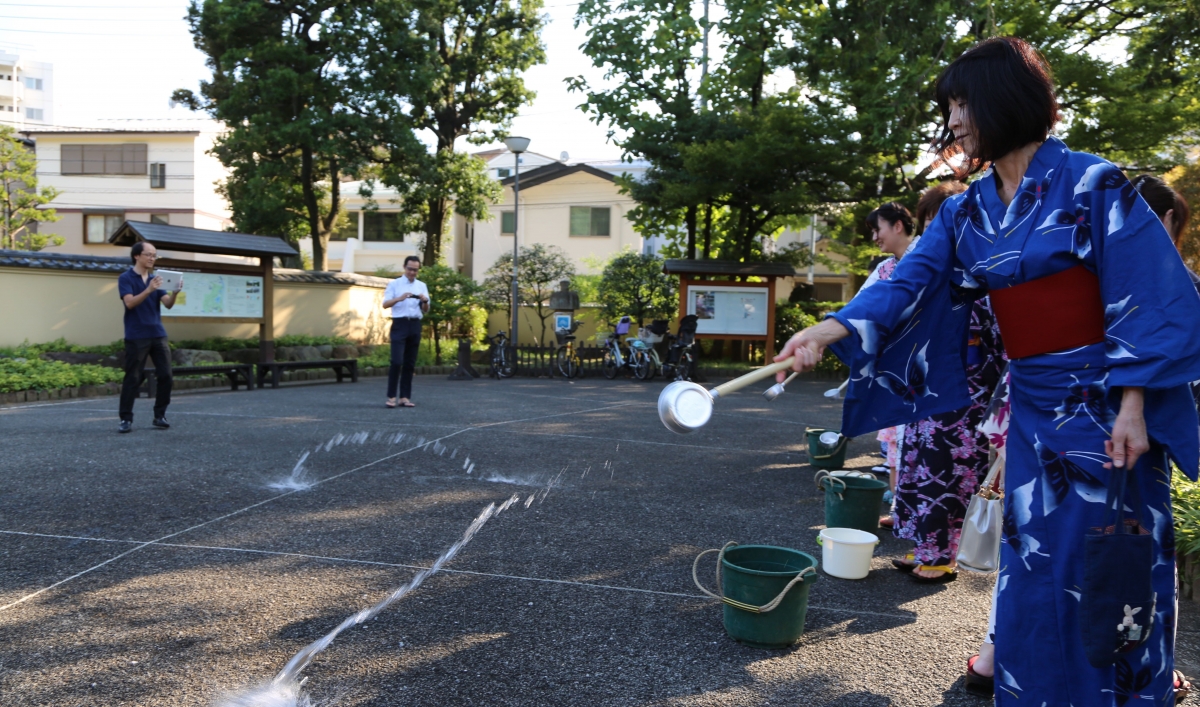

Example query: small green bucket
[693,543,819,648]
[819,473,888,534]
[806,428,850,470]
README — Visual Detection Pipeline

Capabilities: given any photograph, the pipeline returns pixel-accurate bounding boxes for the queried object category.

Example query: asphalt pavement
[1,374,1197,706]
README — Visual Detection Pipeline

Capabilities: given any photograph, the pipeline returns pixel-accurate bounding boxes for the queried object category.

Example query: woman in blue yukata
[778,37,1200,705]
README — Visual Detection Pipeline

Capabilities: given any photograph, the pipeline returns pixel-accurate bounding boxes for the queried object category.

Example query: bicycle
[600,316,639,379]
[632,320,669,382]
[660,314,698,382]
[554,322,582,379]
[488,330,516,379]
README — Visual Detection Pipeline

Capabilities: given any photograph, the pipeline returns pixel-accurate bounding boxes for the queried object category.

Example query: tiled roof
[110,221,298,258]
[0,249,128,272]
[498,162,617,189]
[0,250,388,287]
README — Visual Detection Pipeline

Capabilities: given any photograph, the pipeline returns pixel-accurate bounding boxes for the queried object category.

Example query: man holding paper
[116,241,183,433]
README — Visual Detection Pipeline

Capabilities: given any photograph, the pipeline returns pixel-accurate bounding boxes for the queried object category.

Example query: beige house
[471,161,642,280]
[21,123,232,261]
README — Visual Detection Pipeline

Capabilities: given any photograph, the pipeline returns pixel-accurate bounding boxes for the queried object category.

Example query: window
[25,108,43,121]
[23,77,42,90]
[500,210,515,235]
[362,212,404,241]
[85,214,124,244]
[150,214,169,225]
[61,144,148,175]
[569,206,611,237]
[497,168,511,178]
[149,163,166,188]
[331,212,358,241]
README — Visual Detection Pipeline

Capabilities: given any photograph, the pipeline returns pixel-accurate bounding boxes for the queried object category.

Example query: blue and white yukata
[828,137,1200,706]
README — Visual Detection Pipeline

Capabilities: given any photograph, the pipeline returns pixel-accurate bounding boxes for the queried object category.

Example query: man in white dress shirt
[381,256,430,408]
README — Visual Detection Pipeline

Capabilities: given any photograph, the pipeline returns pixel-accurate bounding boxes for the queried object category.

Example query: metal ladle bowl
[657,357,796,434]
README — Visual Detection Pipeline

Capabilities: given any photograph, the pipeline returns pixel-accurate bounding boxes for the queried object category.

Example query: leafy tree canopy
[481,243,575,344]
[0,125,61,252]
[597,251,677,327]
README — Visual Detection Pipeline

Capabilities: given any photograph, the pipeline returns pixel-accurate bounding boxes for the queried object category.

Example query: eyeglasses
[139,252,158,259]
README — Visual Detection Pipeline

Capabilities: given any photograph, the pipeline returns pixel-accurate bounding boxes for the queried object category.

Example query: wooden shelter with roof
[662,259,799,362]
[109,221,298,362]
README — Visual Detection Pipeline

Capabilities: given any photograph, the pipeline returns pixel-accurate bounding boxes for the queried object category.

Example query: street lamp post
[503,136,530,350]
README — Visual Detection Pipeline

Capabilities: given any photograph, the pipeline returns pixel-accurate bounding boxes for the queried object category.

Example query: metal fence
[512,344,607,378]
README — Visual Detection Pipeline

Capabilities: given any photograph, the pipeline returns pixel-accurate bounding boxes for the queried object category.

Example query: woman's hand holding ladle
[773,319,850,382]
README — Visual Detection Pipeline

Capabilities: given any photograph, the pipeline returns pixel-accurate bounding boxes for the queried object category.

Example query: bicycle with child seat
[488,330,516,379]
[555,322,583,379]
[600,316,650,379]
[660,315,698,382]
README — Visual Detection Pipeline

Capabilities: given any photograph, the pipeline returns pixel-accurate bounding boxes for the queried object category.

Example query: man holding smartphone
[117,241,183,433]
[381,255,430,408]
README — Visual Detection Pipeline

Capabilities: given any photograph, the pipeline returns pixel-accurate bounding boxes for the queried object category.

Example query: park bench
[256,359,358,389]
[143,363,255,397]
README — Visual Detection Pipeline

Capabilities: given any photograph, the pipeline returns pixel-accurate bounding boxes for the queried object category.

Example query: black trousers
[387,318,422,399]
[119,337,172,421]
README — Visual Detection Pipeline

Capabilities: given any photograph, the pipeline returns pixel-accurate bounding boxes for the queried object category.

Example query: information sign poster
[163,272,264,319]
[687,285,768,335]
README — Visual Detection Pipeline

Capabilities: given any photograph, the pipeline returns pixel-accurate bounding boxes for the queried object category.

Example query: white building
[0,52,52,128]
[22,121,233,260]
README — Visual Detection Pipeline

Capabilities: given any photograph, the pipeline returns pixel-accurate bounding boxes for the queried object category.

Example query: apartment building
[0,52,52,128]
[22,121,233,259]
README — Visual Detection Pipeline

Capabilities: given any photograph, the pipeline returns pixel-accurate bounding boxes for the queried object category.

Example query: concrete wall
[0,267,389,347]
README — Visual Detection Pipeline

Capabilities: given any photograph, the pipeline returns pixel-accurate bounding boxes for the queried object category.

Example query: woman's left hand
[1104,387,1148,470]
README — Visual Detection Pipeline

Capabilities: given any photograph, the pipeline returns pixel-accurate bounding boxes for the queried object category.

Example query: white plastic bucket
[818,527,879,580]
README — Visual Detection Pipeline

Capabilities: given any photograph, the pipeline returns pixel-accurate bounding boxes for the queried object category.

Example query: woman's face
[872,217,911,258]
[948,98,976,158]
[1162,209,1180,250]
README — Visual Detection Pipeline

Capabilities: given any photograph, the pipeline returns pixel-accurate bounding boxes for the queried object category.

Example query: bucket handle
[814,471,847,500]
[692,542,818,615]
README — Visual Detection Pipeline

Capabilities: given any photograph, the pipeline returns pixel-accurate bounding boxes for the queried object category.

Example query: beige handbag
[956,455,1004,574]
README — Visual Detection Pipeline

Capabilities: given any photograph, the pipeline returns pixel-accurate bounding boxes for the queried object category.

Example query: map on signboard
[688,286,768,336]
[164,272,263,319]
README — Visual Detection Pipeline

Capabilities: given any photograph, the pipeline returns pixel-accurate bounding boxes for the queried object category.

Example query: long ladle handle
[710,357,796,398]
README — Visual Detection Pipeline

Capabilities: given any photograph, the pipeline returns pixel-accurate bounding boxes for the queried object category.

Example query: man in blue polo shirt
[117,241,183,433]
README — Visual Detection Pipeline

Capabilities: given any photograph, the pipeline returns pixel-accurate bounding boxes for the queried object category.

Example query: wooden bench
[256,359,358,389]
[143,363,256,397]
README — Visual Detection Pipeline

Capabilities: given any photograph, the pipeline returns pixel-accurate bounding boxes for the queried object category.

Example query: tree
[378,0,545,265]
[570,0,706,257]
[0,125,61,251]
[176,0,421,270]
[421,263,485,364]
[597,251,676,327]
[481,244,575,344]
[1167,159,1200,273]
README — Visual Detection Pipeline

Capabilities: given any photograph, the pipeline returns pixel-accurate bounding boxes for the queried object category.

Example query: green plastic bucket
[694,544,819,648]
[820,474,888,534]
[806,428,850,469]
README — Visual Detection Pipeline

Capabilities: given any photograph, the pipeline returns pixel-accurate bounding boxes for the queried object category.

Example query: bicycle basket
[555,330,575,345]
[637,327,664,344]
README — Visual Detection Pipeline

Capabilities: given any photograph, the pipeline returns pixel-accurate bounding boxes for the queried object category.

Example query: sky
[0,0,638,162]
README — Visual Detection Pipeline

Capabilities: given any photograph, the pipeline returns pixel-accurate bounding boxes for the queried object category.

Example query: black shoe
[118,420,133,434]
[152,417,170,429]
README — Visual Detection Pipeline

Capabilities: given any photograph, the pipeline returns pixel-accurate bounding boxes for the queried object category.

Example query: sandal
[891,552,917,573]
[910,565,957,583]
[964,654,994,697]
[386,398,398,409]
[880,515,895,529]
[1177,670,1192,704]
[399,401,415,408]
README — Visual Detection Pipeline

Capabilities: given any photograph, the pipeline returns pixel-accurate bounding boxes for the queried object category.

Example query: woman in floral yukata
[777,37,1200,705]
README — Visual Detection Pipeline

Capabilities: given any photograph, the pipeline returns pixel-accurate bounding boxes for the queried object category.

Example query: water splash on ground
[215,495,522,707]
[268,453,314,491]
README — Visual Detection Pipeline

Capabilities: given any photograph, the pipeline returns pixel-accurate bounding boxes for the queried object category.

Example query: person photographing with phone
[117,241,183,433]
[381,255,430,408]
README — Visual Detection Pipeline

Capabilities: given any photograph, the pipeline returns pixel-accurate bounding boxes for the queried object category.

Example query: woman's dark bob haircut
[933,37,1060,173]
[866,202,914,236]
[1131,174,1191,243]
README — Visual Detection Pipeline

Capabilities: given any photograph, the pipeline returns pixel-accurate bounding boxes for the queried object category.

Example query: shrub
[0,338,123,358]
[0,358,123,392]
[773,303,848,376]
[1173,468,1200,557]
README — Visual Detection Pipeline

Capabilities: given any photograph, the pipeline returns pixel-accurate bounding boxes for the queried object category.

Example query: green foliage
[773,303,818,353]
[1173,468,1200,557]
[373,265,400,279]
[421,263,486,363]
[0,339,124,358]
[570,274,602,305]
[0,124,62,251]
[275,334,353,348]
[1167,159,1200,273]
[596,251,677,327]
[481,244,575,344]
[0,358,123,393]
[170,335,350,351]
[357,339,441,368]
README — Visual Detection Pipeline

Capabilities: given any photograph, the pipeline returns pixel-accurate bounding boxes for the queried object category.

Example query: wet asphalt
[1,374,1197,706]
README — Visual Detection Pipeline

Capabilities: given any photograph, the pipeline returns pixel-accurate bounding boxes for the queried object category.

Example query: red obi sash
[989,265,1106,359]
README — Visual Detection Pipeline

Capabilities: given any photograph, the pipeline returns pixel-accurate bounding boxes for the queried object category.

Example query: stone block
[332,345,359,359]
[316,344,334,359]
[357,345,377,357]
[294,346,323,361]
[173,349,223,366]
